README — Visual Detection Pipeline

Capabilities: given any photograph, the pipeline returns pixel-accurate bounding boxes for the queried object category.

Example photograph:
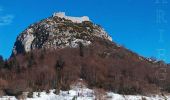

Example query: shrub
[3,88,23,97]
[118,86,142,95]
[27,92,33,98]
[163,84,170,93]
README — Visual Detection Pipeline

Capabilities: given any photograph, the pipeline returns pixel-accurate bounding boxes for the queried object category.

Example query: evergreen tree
[79,42,84,57]
[4,60,11,70]
[0,55,4,69]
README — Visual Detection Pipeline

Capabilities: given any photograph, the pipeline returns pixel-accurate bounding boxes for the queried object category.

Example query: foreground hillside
[1,37,170,96]
[0,79,170,100]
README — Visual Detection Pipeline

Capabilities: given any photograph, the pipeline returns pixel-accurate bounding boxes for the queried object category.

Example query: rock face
[12,12,112,55]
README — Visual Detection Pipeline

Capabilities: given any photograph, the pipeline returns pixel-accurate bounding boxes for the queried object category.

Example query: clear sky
[0,0,170,62]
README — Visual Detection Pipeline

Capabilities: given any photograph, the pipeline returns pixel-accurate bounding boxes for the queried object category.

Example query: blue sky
[0,0,170,62]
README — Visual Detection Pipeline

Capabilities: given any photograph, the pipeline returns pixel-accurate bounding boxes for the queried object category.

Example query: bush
[118,86,142,95]
[142,97,147,100]
[163,85,170,93]
[3,88,23,97]
[27,92,33,98]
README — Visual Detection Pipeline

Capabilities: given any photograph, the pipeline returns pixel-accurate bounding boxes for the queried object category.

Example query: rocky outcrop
[12,12,112,55]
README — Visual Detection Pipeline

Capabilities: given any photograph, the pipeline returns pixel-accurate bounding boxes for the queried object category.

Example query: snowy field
[0,87,170,100]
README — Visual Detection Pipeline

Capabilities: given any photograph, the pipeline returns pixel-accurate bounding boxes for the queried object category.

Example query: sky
[0,0,170,62]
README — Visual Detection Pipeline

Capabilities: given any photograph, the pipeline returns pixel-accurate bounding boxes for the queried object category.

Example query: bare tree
[55,56,65,94]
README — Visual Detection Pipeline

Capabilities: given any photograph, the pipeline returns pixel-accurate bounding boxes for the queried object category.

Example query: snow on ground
[109,93,170,100]
[0,88,170,100]
[0,96,17,100]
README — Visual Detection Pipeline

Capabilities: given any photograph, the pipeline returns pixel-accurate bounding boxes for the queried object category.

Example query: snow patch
[1,89,170,100]
[53,12,90,23]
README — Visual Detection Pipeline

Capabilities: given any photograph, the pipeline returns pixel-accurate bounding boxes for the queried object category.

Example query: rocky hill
[0,12,170,99]
[12,12,112,55]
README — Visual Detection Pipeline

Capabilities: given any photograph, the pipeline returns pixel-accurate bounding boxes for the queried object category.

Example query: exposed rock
[13,12,112,55]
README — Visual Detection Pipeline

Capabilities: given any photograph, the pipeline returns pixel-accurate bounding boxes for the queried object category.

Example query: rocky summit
[12,12,112,55]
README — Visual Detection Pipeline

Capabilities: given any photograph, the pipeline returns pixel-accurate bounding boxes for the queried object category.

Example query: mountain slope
[0,12,170,98]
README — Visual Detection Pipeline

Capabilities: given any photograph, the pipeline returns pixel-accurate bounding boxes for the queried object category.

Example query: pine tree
[0,55,4,69]
[79,42,84,57]
[4,60,11,70]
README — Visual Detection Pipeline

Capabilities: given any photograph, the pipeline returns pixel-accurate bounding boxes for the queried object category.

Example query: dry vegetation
[0,37,170,97]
